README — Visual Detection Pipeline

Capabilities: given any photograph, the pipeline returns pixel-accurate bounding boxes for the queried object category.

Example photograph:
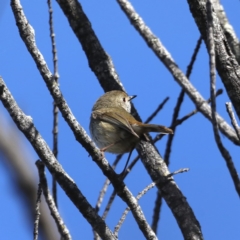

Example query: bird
[90,90,173,174]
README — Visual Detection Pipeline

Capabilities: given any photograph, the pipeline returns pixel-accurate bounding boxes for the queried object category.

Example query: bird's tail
[134,123,173,134]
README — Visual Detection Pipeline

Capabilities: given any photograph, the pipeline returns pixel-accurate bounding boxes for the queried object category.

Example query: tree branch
[0,76,116,240]
[226,102,240,141]
[136,141,203,239]
[207,0,240,197]
[36,160,72,240]
[187,0,240,119]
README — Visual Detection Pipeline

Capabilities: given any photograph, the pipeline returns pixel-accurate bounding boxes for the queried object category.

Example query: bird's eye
[123,97,126,102]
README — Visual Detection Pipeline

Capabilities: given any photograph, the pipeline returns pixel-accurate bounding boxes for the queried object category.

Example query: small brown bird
[90,90,173,173]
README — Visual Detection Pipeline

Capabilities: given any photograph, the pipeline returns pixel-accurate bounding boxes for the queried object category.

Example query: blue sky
[1,0,240,239]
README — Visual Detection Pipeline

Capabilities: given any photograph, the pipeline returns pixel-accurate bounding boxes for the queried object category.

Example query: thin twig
[151,190,162,234]
[152,37,201,234]
[101,154,139,220]
[95,154,122,213]
[47,0,59,208]
[164,37,202,166]
[33,182,42,240]
[94,155,123,239]
[226,102,240,141]
[174,89,223,127]
[167,168,189,178]
[207,0,240,196]
[114,180,156,236]
[145,97,169,124]
[36,160,72,240]
[154,89,223,143]
[47,0,59,79]
[102,190,117,221]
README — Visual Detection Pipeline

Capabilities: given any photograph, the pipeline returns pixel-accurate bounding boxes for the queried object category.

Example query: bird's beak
[129,95,137,101]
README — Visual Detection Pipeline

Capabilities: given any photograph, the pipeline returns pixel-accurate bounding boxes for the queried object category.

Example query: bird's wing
[92,108,139,138]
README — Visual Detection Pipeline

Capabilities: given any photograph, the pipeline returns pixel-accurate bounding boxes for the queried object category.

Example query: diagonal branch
[207,0,240,197]
[47,0,60,208]
[187,0,240,119]
[0,77,116,240]
[56,0,124,92]
[164,36,202,166]
[153,36,202,234]
[36,160,72,239]
[136,140,203,239]
[33,182,42,240]
[226,102,240,141]
[212,0,240,64]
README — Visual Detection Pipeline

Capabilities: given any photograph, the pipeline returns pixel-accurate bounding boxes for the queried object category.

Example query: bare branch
[36,160,72,240]
[33,183,42,240]
[187,0,240,119]
[174,89,223,127]
[226,102,240,141]
[47,0,59,208]
[114,181,156,236]
[164,36,202,165]
[56,0,124,92]
[145,97,169,124]
[212,0,240,64]
[95,154,122,213]
[151,190,162,234]
[101,153,140,221]
[207,0,240,197]
[136,140,203,239]
[0,76,116,240]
